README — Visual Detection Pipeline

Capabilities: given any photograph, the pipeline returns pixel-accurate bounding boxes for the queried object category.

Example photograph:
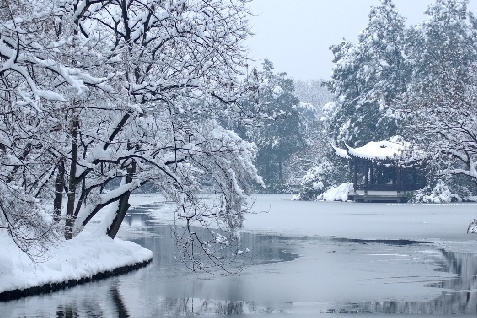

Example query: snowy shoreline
[0,230,153,302]
[0,258,151,302]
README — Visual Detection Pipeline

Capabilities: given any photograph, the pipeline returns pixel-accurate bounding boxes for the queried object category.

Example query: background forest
[246,0,477,204]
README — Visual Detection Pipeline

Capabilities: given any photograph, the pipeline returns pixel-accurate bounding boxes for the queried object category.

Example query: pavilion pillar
[392,165,396,185]
[364,161,368,194]
[412,168,417,189]
[353,159,357,190]
[370,163,374,185]
[397,167,401,193]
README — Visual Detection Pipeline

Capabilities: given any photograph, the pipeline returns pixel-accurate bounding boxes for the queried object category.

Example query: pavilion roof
[333,137,411,161]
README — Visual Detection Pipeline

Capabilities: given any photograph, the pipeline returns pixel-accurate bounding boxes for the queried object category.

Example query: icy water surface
[2,195,477,317]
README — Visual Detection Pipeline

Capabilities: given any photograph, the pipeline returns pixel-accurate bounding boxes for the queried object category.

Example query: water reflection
[110,284,130,318]
[44,209,301,318]
[332,250,477,314]
[136,298,277,316]
[53,296,280,317]
[119,208,477,315]
[121,208,301,272]
[56,306,77,318]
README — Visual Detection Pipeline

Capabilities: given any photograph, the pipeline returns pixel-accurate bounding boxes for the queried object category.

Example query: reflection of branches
[171,198,253,274]
[171,223,248,275]
[159,297,251,316]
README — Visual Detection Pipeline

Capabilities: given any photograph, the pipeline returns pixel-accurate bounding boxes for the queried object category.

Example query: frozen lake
[2,194,477,317]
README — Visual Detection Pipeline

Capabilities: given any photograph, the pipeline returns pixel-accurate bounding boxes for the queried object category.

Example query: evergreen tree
[298,0,410,201]
[250,60,306,192]
[326,0,408,147]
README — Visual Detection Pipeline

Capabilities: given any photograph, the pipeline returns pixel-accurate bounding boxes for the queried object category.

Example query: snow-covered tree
[294,80,333,119]
[248,60,305,192]
[401,0,477,199]
[286,80,334,183]
[294,114,350,201]
[325,0,408,147]
[283,101,324,189]
[296,0,409,201]
[0,0,263,265]
[294,158,335,201]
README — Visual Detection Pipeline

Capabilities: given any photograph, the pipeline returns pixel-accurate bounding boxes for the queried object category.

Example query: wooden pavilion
[334,139,426,203]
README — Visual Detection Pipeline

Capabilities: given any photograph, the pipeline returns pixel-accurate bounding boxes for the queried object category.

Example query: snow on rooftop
[333,137,411,161]
[331,144,350,159]
[348,140,405,160]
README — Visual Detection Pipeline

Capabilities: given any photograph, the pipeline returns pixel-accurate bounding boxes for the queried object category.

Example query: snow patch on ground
[318,183,353,202]
[0,225,152,295]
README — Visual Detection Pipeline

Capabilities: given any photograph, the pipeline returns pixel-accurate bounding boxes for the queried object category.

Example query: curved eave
[331,144,350,159]
[348,153,395,162]
[346,143,402,162]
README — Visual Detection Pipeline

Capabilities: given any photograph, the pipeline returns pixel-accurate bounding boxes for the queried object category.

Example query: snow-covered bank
[0,228,152,301]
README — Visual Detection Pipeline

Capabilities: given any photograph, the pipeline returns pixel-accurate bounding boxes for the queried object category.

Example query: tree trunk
[107,159,136,239]
[65,114,78,239]
[53,158,65,222]
[107,191,132,239]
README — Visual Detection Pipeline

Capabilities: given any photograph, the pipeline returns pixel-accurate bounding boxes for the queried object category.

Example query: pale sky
[246,0,477,81]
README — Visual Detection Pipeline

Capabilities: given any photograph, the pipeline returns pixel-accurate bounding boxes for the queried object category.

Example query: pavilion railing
[354,182,426,192]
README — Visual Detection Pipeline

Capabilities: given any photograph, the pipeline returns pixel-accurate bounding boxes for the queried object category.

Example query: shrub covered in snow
[294,160,334,200]
[446,173,477,202]
[318,183,353,202]
[412,179,460,203]
[295,157,349,201]
[411,170,477,204]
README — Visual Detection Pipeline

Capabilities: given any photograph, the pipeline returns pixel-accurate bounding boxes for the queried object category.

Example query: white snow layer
[331,144,350,159]
[0,226,152,294]
[348,140,404,160]
[318,183,353,202]
[334,136,408,160]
